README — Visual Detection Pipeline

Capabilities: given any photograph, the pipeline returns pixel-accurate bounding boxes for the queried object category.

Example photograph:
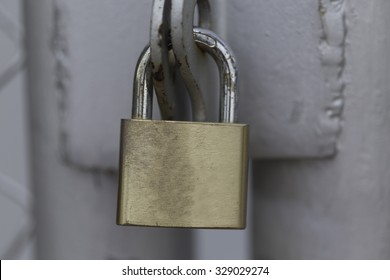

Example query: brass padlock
[117,28,249,229]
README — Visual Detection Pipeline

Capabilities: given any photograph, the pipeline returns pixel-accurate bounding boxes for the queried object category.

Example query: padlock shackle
[193,27,238,123]
[132,28,238,123]
[132,46,153,120]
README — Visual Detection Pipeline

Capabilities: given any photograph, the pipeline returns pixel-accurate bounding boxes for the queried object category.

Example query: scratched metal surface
[54,0,343,171]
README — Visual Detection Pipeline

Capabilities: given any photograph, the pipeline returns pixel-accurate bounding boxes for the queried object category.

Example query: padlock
[117,28,249,229]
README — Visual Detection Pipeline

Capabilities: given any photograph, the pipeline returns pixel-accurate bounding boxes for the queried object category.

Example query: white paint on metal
[150,0,176,120]
[170,0,209,121]
[223,0,344,158]
[25,0,192,259]
[319,0,346,120]
[51,0,218,170]
[0,1,23,90]
[55,0,348,172]
[20,0,390,259]
[0,174,34,259]
[253,0,390,259]
[52,0,153,171]
[0,0,33,259]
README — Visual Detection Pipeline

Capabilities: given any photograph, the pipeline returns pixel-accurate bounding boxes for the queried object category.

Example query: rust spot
[153,64,165,81]
[150,61,156,71]
[158,24,163,35]
[167,28,172,46]
[157,24,163,47]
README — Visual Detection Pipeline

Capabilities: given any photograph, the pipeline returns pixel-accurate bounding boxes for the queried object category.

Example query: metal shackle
[132,27,238,123]
[150,0,212,121]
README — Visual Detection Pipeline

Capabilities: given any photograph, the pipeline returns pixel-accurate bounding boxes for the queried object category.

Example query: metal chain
[150,0,211,121]
[150,0,175,120]
[133,28,237,123]
[170,0,211,122]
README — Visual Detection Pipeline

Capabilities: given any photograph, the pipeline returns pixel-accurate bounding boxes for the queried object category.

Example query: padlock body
[117,119,249,229]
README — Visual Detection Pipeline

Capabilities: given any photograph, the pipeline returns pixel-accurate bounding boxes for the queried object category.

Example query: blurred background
[1,0,390,259]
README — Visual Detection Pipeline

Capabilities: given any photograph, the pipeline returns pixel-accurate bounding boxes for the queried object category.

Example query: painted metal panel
[222,0,345,158]
[0,0,34,259]
[52,0,154,171]
[253,0,390,259]
[54,0,344,172]
[25,0,192,259]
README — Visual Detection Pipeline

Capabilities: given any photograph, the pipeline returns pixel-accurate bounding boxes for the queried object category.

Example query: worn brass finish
[117,119,249,229]
[117,28,248,229]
